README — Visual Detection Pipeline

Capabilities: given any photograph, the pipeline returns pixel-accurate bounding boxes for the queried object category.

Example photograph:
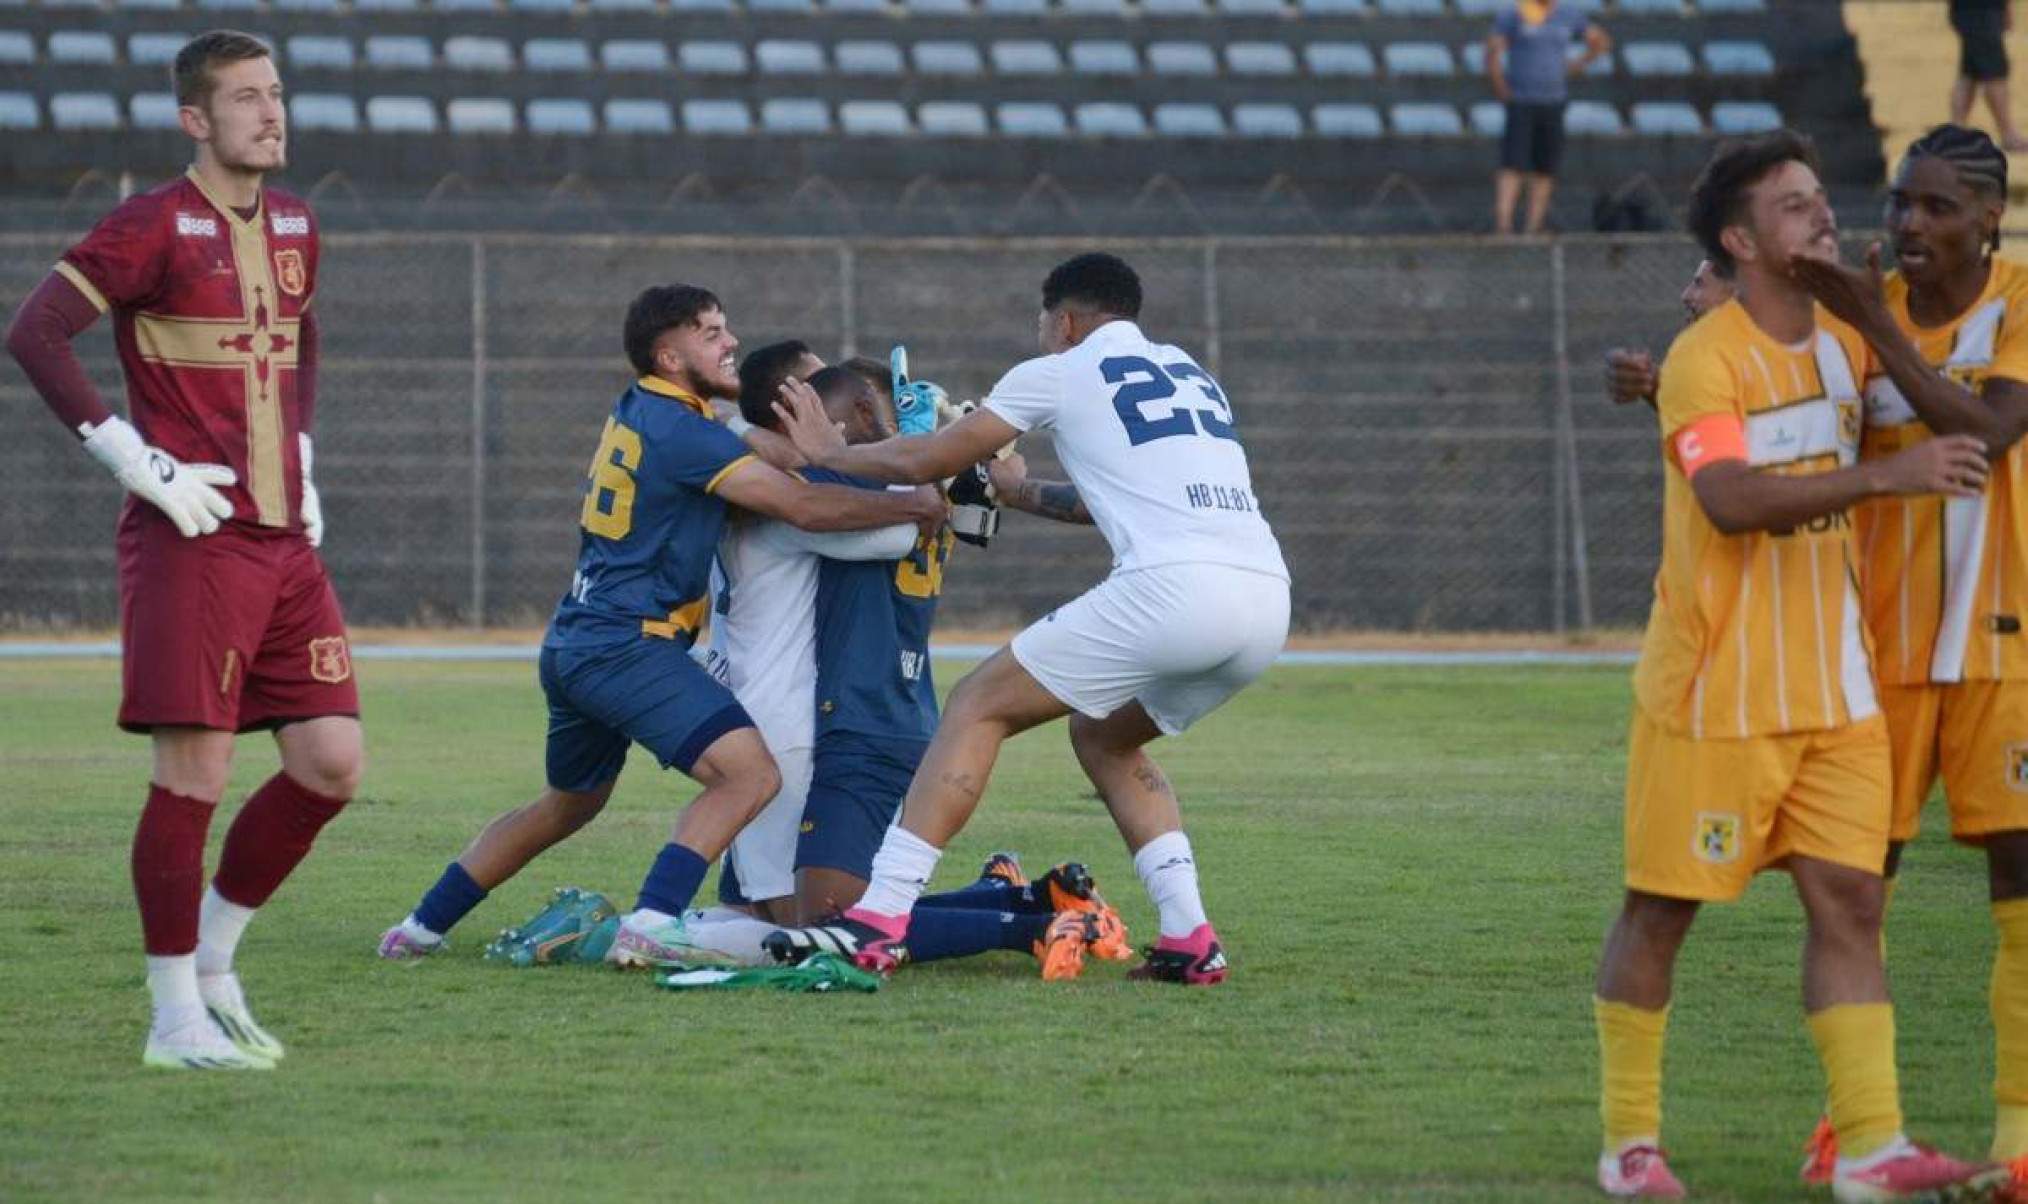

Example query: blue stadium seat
[1216,0,1286,13]
[1629,101,1701,135]
[292,93,361,131]
[1376,0,1443,13]
[668,0,735,8]
[366,36,433,69]
[1564,100,1622,134]
[117,0,181,9]
[1070,41,1138,75]
[288,35,355,70]
[749,0,815,10]
[196,0,263,9]
[998,102,1068,136]
[680,42,747,74]
[603,40,672,72]
[1142,0,1208,13]
[448,98,516,133]
[1616,0,1683,12]
[1148,41,1217,76]
[366,95,437,132]
[356,0,422,10]
[1698,0,1766,11]
[827,0,890,12]
[128,33,187,66]
[44,94,114,131]
[1312,102,1382,138]
[762,98,831,133]
[1227,42,1296,77]
[756,40,825,74]
[1459,43,1486,74]
[1570,44,1612,77]
[1075,102,1146,137]
[1304,42,1375,78]
[129,92,179,129]
[0,32,33,64]
[1298,0,1368,11]
[980,0,1046,13]
[1468,100,1502,137]
[1623,41,1693,77]
[1711,100,1780,133]
[0,91,35,129]
[526,98,596,134]
[1453,0,1506,12]
[918,100,988,135]
[1152,103,1226,137]
[1384,42,1455,78]
[49,31,116,65]
[433,0,499,11]
[1060,0,1126,13]
[275,0,343,12]
[605,98,674,133]
[906,0,972,11]
[509,0,574,11]
[685,99,754,134]
[992,40,1062,75]
[1234,102,1303,138]
[837,41,903,75]
[840,99,911,134]
[1391,102,1463,136]
[444,36,514,72]
[588,0,656,9]
[1704,40,1775,76]
[525,38,591,71]
[913,41,984,75]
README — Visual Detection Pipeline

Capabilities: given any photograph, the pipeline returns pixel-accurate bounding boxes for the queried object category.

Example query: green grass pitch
[0,657,2004,1202]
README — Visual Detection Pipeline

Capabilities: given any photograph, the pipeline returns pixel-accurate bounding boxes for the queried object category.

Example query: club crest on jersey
[1947,364,1989,393]
[2009,744,2028,794]
[271,212,310,237]
[308,636,352,684]
[274,249,307,298]
[1837,398,1860,449]
[175,213,218,238]
[1692,812,1742,864]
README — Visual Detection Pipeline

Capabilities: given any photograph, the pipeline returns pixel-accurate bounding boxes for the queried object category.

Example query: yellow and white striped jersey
[1858,259,2028,685]
[1635,299,1878,740]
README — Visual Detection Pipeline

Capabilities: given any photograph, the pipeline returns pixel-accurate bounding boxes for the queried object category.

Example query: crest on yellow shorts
[308,636,351,684]
[2009,744,2028,794]
[1693,812,1741,865]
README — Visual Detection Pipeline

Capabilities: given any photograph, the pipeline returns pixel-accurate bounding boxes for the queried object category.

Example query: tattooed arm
[988,452,1093,526]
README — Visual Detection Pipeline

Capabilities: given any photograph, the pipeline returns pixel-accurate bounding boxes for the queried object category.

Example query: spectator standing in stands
[1950,0,2028,152]
[1485,0,1612,236]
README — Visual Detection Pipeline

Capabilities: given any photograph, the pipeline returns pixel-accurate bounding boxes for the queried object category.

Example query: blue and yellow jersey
[543,376,755,651]
[813,472,953,744]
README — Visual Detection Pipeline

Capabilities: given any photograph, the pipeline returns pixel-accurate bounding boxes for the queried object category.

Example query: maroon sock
[212,773,350,909]
[132,785,216,956]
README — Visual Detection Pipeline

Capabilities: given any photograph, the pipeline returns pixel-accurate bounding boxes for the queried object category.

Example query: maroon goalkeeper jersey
[57,168,319,530]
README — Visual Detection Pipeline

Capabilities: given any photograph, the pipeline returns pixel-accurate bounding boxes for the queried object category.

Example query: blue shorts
[539,640,753,793]
[796,731,927,878]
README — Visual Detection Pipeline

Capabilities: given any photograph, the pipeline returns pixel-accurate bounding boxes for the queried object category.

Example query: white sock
[399,914,444,945]
[627,907,675,926]
[682,913,778,966]
[145,953,203,1020]
[853,824,942,919]
[1133,830,1210,940]
[195,886,256,977]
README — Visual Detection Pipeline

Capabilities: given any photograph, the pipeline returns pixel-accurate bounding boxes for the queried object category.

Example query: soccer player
[1590,129,1999,1199]
[765,252,1289,986]
[376,286,943,967]
[1602,259,1735,407]
[5,31,358,1070]
[1786,124,2028,1189]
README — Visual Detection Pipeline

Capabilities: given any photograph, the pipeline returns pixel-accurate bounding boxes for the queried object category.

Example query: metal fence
[0,230,1741,633]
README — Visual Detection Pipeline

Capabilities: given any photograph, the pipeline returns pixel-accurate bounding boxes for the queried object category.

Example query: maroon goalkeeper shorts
[116,502,359,734]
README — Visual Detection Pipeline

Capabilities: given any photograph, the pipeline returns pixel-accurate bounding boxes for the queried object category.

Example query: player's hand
[772,377,847,464]
[1789,241,1887,330]
[905,484,947,543]
[81,415,236,538]
[299,432,325,549]
[987,451,1029,496]
[1870,433,1989,498]
[1603,349,1658,407]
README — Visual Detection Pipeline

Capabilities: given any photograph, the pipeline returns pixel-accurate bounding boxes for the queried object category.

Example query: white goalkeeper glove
[299,432,324,549]
[80,415,236,538]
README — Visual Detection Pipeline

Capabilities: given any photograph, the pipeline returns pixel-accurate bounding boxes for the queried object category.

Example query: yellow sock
[1595,996,1668,1152]
[1990,898,2028,1159]
[1807,1003,1903,1160]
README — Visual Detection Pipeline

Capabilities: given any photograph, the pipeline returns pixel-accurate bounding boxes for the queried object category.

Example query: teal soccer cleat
[483,887,619,967]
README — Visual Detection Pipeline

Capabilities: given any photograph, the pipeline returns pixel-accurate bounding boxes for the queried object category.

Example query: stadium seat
[129,92,179,130]
[998,102,1068,136]
[1074,101,1146,137]
[1142,0,1208,13]
[0,91,35,129]
[288,35,356,70]
[839,99,911,134]
[1468,100,1502,136]
[761,98,830,133]
[1312,102,1382,137]
[827,0,890,12]
[1570,44,1612,77]
[588,0,658,9]
[906,0,972,12]
[837,41,904,75]
[366,36,434,69]
[1383,42,1455,78]
[1148,41,1217,76]
[1216,0,1286,14]
[128,33,187,66]
[510,0,574,11]
[292,93,361,131]
[918,100,987,135]
[1453,0,1506,11]
[1704,40,1776,76]
[1060,0,1126,13]
[992,40,1062,76]
[1391,102,1463,136]
[445,37,514,72]
[49,31,116,65]
[1616,0,1683,12]
[1564,100,1622,135]
[980,0,1047,13]
[603,40,672,72]
[668,0,736,8]
[448,98,516,133]
[1234,102,1303,138]
[275,0,342,11]
[685,99,753,134]
[1227,42,1297,77]
[51,92,119,130]
[914,41,984,76]
[525,39,591,71]
[1698,0,1766,11]
[1376,0,1443,13]
[526,97,596,134]
[678,42,746,76]
[1298,0,1368,12]
[1623,41,1694,77]
[749,0,816,10]
[356,0,422,10]
[366,96,437,133]
[1629,101,1702,135]
[1070,41,1138,75]
[605,98,674,133]
[1459,43,1486,74]
[116,0,181,9]
[0,32,32,64]
[1304,42,1375,78]
[1152,103,1226,137]
[1711,100,1781,133]
[433,0,499,12]
[196,0,263,8]
[757,40,825,74]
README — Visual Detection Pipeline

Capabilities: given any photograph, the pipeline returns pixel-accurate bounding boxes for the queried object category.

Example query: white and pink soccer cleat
[1831,1138,2006,1203]
[376,918,444,961]
[1597,1143,1686,1199]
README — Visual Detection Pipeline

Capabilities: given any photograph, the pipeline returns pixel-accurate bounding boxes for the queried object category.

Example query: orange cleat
[1034,911,1092,982]
[1800,1114,1838,1185]
[1998,1155,2028,1204]
[979,852,1028,890]
[1085,902,1133,962]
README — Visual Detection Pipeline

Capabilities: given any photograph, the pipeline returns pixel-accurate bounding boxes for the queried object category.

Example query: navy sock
[636,842,709,916]
[414,861,488,936]
[917,879,1019,912]
[906,907,1050,964]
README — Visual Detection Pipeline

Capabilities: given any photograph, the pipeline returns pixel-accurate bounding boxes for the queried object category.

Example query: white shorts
[1011,563,1290,735]
[725,743,811,903]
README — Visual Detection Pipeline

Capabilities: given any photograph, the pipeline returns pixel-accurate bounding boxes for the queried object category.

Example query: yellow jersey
[1634,299,1877,740]
[1858,258,2028,685]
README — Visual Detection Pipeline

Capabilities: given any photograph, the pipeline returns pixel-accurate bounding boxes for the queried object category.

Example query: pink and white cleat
[376,917,444,961]
[1596,1143,1686,1199]
[1831,1138,2007,1203]
[1127,923,1228,986]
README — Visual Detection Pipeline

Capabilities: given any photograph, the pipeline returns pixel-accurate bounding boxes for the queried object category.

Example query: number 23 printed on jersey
[1102,356,1239,447]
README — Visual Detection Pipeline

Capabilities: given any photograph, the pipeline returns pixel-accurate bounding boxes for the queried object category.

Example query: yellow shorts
[1883,681,2028,843]
[1624,707,1890,901]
